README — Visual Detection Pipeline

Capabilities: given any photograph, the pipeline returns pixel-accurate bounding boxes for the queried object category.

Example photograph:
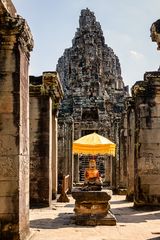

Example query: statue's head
[150,19,160,50]
[89,159,96,169]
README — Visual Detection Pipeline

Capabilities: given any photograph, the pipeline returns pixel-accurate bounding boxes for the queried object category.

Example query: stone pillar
[114,117,121,190]
[74,154,79,183]
[0,1,33,239]
[58,117,74,191]
[29,74,52,207]
[132,72,160,206]
[30,72,63,204]
[126,106,135,201]
[52,116,58,199]
[104,157,111,186]
[67,118,74,190]
[119,112,128,189]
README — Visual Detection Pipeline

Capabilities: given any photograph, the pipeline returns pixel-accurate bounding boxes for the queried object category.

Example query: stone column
[119,112,128,189]
[58,117,74,191]
[29,74,52,207]
[126,107,135,201]
[104,157,111,186]
[52,116,58,199]
[0,1,33,239]
[74,154,79,183]
[114,117,121,190]
[30,72,63,204]
[67,118,74,190]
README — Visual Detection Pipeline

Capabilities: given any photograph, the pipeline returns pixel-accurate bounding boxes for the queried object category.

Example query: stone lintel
[0,0,16,17]
[0,13,33,56]
[131,72,160,98]
[29,75,42,96]
[30,72,63,113]
[30,72,63,100]
[42,71,63,100]
[144,71,160,87]
[131,81,146,97]
[150,19,160,50]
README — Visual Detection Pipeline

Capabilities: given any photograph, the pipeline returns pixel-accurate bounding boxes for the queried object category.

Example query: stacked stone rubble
[57,8,129,189]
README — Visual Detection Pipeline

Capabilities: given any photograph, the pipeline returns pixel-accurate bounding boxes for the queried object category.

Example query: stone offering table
[72,189,116,226]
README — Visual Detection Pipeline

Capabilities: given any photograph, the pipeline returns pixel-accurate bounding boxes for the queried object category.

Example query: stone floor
[29,194,160,240]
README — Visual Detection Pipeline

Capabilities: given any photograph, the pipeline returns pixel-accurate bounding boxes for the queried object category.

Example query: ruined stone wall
[0,0,33,238]
[57,8,129,188]
[132,72,160,206]
[122,71,160,205]
[119,19,160,205]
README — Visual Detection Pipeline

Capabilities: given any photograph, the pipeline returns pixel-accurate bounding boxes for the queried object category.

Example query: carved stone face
[89,159,96,169]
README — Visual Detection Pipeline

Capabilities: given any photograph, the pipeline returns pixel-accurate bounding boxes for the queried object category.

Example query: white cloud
[130,50,144,59]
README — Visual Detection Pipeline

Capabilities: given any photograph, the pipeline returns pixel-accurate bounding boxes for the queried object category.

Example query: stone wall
[57,8,129,189]
[0,0,33,238]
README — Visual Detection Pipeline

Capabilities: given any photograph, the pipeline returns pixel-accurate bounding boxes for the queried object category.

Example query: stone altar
[72,189,116,226]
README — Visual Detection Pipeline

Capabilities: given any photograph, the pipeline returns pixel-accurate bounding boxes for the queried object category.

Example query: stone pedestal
[72,189,116,226]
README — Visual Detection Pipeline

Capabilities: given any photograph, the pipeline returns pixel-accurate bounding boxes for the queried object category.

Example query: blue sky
[12,0,160,90]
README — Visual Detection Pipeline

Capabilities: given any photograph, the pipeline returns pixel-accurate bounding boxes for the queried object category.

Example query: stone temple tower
[57,8,129,189]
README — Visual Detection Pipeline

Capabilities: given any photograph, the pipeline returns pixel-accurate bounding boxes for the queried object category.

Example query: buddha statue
[81,159,102,191]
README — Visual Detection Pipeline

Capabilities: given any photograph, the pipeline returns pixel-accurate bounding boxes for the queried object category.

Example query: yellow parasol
[72,132,116,156]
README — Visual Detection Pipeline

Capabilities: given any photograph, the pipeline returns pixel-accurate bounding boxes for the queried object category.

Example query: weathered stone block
[139,129,160,143]
[141,184,149,194]
[0,94,13,113]
[141,175,160,185]
[0,196,18,214]
[149,184,160,195]
[0,180,18,196]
